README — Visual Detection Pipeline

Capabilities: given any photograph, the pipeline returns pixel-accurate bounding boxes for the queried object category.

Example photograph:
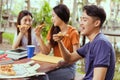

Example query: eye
[83,19,87,22]
[24,19,27,22]
[29,19,32,22]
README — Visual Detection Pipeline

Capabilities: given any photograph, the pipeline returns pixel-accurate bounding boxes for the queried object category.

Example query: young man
[54,5,116,80]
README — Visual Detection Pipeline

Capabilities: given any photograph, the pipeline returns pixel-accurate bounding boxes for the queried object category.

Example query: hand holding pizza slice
[57,32,69,37]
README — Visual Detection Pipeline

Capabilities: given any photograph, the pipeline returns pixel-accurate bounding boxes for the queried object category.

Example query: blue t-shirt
[77,33,116,80]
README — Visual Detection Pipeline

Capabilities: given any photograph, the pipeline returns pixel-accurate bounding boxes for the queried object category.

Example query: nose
[79,21,83,26]
[26,20,30,25]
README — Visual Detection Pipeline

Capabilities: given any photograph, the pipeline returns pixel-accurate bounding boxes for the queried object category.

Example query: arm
[35,35,51,55]
[12,32,24,49]
[35,26,51,55]
[93,67,107,80]
[58,41,82,64]
[12,25,29,49]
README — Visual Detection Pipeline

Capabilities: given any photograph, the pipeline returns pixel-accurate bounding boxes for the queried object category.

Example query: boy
[54,5,116,80]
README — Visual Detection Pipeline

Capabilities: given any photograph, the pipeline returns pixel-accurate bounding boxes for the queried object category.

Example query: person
[55,5,116,80]
[12,10,40,53]
[35,4,80,80]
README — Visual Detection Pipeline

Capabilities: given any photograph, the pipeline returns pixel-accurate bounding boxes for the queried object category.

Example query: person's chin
[81,32,86,36]
[54,24,57,26]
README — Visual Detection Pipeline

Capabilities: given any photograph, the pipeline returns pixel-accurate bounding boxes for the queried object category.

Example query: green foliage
[32,0,52,41]
[2,32,14,44]
[111,0,120,2]
[10,0,25,16]
[114,50,120,80]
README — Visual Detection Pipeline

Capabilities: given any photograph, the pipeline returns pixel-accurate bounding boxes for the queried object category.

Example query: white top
[13,29,40,53]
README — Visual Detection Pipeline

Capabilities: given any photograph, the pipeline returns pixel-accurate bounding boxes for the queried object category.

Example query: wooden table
[14,58,58,73]
[1,58,58,80]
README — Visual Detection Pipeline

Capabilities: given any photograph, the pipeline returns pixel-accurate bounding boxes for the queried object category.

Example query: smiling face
[80,10,100,37]
[20,15,33,27]
[51,10,63,26]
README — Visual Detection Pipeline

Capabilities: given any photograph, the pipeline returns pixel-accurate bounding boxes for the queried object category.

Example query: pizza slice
[17,25,30,29]
[37,23,45,28]
[57,32,69,37]
[0,64,16,76]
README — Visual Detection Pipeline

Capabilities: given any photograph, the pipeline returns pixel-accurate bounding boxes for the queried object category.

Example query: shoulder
[67,25,79,35]
[94,33,111,45]
[92,34,112,50]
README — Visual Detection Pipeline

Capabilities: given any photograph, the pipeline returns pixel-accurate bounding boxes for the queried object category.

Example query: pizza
[57,32,68,37]
[37,23,45,28]
[0,64,16,76]
[17,25,30,29]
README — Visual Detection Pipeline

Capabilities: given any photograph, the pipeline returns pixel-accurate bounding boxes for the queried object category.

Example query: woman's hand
[35,24,45,37]
[18,25,30,34]
[53,32,68,42]
[53,34,63,42]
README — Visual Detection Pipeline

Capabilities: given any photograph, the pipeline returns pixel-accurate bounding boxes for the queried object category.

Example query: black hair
[16,10,33,46]
[53,4,70,24]
[50,4,70,47]
[83,5,106,28]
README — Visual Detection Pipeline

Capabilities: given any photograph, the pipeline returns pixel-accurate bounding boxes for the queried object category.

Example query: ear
[94,20,100,27]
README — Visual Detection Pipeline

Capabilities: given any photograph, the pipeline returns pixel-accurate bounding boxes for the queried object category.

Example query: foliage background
[32,1,52,41]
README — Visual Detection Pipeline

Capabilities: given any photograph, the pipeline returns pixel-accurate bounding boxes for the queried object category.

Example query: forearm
[58,41,71,62]
[12,33,23,49]
[36,35,51,55]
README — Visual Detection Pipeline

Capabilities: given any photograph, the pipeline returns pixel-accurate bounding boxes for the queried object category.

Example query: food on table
[0,64,16,76]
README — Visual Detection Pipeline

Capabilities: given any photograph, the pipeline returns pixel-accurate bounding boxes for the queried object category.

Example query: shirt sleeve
[77,43,89,58]
[93,40,111,67]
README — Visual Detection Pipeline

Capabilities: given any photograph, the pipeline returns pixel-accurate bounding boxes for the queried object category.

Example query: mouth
[80,27,85,31]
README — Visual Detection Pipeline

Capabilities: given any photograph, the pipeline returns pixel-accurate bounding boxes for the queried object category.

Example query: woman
[35,4,80,80]
[12,10,40,53]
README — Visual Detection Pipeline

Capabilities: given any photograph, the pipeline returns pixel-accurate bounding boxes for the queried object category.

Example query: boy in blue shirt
[54,5,116,80]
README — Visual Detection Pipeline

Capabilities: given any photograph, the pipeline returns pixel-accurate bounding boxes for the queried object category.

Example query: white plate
[0,63,45,79]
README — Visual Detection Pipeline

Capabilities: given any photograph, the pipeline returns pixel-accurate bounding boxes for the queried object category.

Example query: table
[14,58,58,73]
[1,58,58,80]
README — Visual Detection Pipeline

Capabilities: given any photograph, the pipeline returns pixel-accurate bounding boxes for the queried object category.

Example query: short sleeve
[77,43,89,58]
[93,40,111,67]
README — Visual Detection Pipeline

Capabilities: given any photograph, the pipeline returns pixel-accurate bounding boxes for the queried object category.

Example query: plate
[0,62,45,79]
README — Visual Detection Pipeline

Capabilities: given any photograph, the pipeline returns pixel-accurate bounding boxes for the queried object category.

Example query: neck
[59,23,68,33]
[88,30,100,42]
